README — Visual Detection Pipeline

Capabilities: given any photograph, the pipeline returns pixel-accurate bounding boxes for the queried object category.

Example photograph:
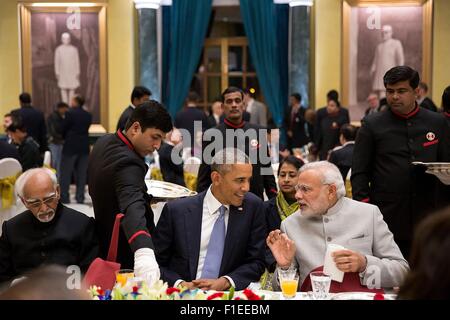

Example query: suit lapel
[184,192,206,280]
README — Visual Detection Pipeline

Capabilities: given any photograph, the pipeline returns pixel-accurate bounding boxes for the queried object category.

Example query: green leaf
[228,286,235,300]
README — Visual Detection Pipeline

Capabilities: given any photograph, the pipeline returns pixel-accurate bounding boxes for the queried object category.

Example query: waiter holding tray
[88,101,173,284]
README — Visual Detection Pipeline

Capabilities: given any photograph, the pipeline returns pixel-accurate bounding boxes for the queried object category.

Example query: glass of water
[310,271,331,300]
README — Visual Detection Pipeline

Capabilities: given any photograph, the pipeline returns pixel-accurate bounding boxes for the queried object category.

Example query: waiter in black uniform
[352,66,450,259]
[88,101,173,283]
[196,87,277,199]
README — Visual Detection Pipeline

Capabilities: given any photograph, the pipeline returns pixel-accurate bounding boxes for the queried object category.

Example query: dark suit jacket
[116,105,134,132]
[62,107,92,156]
[263,197,280,272]
[0,203,98,284]
[197,121,278,200]
[206,115,219,129]
[174,107,208,149]
[314,107,350,160]
[14,106,47,152]
[17,136,42,171]
[158,142,185,186]
[420,97,437,112]
[153,191,266,290]
[329,142,355,179]
[0,141,19,161]
[88,132,155,268]
[285,106,311,149]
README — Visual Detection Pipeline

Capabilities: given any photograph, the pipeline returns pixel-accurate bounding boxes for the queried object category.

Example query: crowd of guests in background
[1,65,450,300]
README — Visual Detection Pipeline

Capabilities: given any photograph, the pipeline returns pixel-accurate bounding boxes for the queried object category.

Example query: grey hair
[211,148,250,174]
[299,161,346,199]
[15,168,58,198]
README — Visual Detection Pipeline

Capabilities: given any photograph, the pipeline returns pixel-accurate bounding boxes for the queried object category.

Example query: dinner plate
[145,179,197,199]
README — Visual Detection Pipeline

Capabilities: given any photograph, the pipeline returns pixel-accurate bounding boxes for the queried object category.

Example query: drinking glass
[310,271,331,300]
[278,267,299,299]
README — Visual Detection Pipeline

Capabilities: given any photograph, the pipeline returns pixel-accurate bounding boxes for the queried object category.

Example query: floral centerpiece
[89,280,269,300]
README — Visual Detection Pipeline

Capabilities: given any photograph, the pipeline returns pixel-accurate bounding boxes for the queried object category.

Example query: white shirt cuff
[223,276,235,289]
[174,279,184,288]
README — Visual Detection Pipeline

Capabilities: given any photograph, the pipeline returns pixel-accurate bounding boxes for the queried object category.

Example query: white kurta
[54,44,80,89]
[371,38,404,91]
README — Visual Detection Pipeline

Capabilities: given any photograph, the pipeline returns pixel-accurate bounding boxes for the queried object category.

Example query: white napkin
[323,243,345,283]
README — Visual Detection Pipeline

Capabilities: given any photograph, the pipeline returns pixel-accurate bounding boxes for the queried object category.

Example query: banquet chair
[0,158,23,234]
[43,151,51,168]
[300,265,384,294]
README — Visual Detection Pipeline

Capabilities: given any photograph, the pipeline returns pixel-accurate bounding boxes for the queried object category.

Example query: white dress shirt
[175,187,235,288]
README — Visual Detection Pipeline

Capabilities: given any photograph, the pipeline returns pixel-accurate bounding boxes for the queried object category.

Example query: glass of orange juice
[115,269,134,287]
[278,267,299,299]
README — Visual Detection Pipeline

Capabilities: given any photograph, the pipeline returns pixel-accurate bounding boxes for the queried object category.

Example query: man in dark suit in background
[6,112,42,171]
[154,148,266,291]
[286,93,311,152]
[116,86,151,132]
[13,93,47,153]
[417,82,437,112]
[59,95,92,204]
[328,124,357,180]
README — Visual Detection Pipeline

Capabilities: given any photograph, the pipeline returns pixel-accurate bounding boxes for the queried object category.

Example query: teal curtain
[165,0,213,117]
[239,0,288,131]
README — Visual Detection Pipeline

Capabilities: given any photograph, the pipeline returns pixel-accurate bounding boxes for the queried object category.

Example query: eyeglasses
[294,183,332,194]
[294,184,313,194]
[23,192,58,209]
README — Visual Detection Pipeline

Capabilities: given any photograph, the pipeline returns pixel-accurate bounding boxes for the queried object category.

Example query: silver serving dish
[145,179,197,200]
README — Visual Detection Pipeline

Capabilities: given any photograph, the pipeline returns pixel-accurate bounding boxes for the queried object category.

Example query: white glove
[134,248,160,286]
[426,168,450,185]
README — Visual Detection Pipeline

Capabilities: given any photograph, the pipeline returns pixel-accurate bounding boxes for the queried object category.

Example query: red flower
[166,287,180,295]
[97,289,104,296]
[207,292,224,300]
[243,289,261,300]
[132,286,139,293]
[374,293,385,300]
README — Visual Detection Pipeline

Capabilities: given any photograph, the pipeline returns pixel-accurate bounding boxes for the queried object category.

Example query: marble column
[289,6,310,107]
[137,8,160,101]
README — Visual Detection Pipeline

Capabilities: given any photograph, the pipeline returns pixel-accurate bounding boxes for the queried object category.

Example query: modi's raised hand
[266,230,296,269]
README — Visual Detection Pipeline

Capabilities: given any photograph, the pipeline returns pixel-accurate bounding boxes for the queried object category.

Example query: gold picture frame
[342,0,433,109]
[19,2,108,130]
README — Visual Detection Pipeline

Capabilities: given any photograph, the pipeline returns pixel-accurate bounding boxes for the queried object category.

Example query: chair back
[300,266,384,294]
[43,151,51,168]
[0,158,23,232]
[0,158,22,179]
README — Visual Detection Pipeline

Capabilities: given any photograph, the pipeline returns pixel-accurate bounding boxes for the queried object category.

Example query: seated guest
[328,124,358,180]
[158,140,185,187]
[267,161,409,291]
[154,148,266,291]
[264,156,304,272]
[0,168,98,285]
[6,112,42,171]
[398,207,450,299]
[0,140,19,161]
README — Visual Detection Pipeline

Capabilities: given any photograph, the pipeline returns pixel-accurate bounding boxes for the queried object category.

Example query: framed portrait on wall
[19,3,108,129]
[342,0,433,121]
